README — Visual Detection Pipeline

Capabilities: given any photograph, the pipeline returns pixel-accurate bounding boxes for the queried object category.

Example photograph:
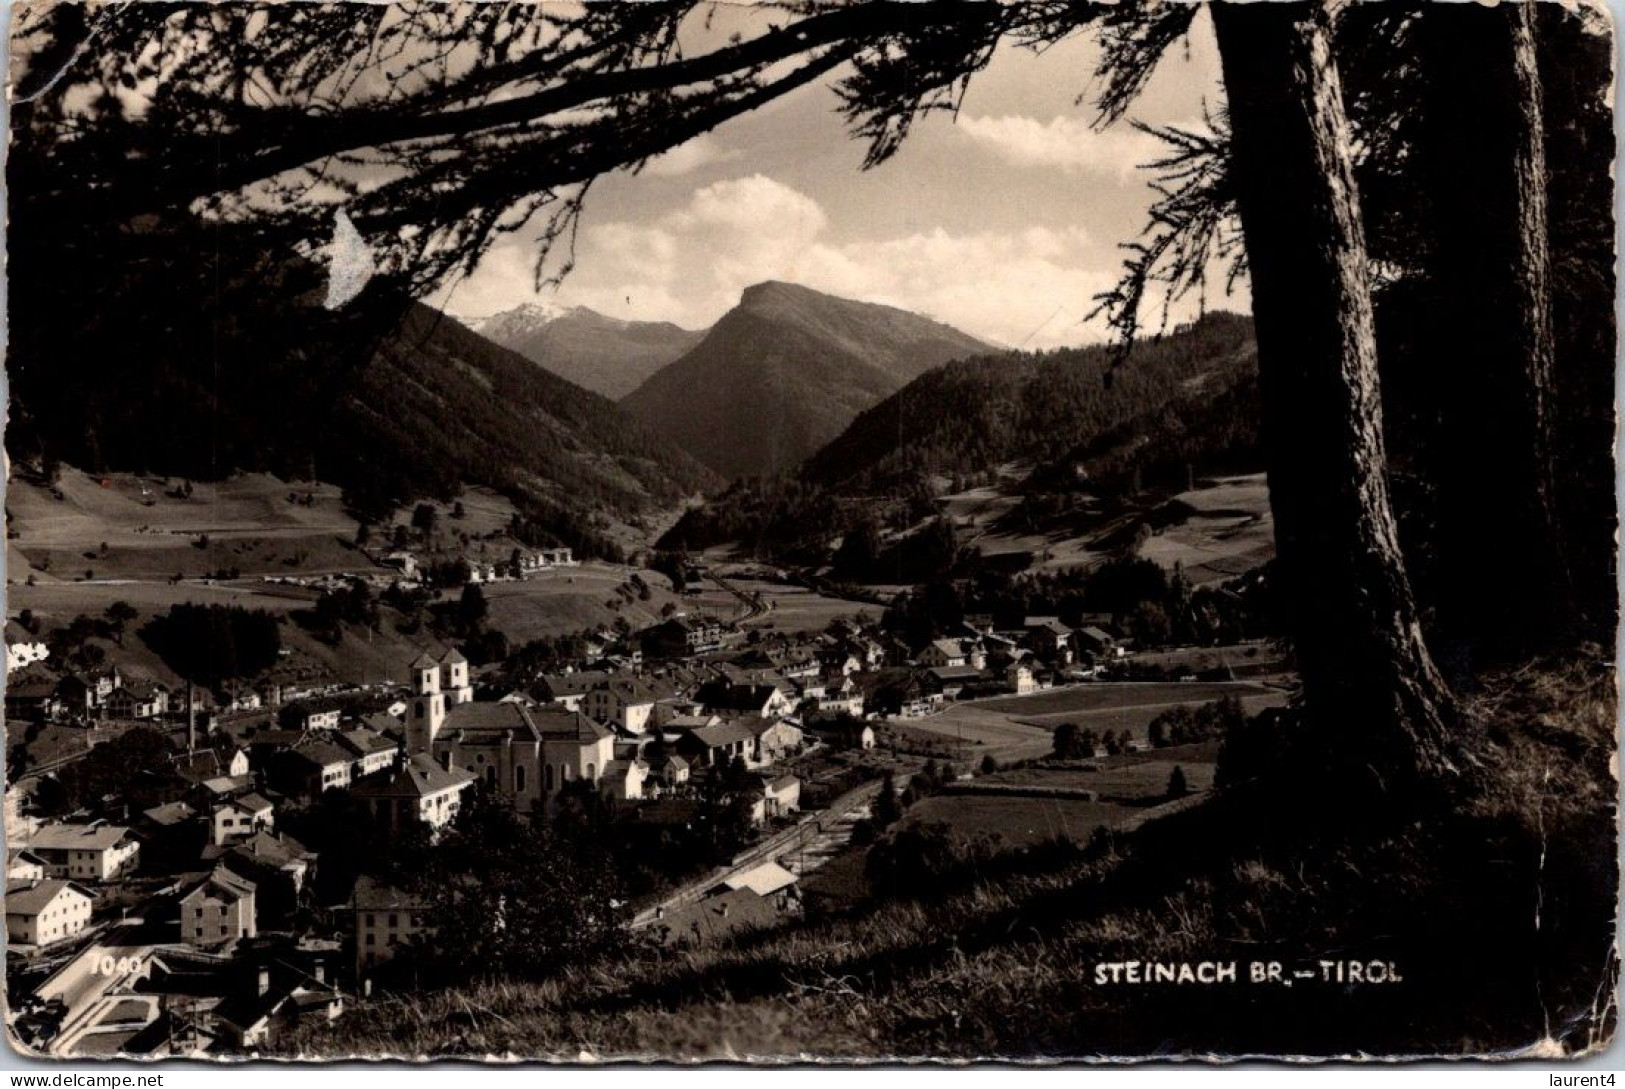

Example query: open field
[1138,473,1275,584]
[1010,691,1290,743]
[901,793,1135,848]
[896,706,1056,763]
[984,742,1219,800]
[9,470,373,582]
[975,680,1273,716]
[476,562,687,644]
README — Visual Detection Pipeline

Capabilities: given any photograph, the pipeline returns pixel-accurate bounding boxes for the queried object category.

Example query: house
[335,728,399,780]
[1075,625,1120,659]
[222,831,316,925]
[918,639,968,669]
[352,876,428,974]
[351,755,475,833]
[180,866,257,946]
[210,793,275,847]
[639,615,723,659]
[28,823,140,882]
[927,665,984,700]
[809,718,876,751]
[6,621,49,672]
[6,672,64,724]
[584,677,662,734]
[655,754,691,788]
[533,670,611,711]
[6,879,94,948]
[105,679,169,720]
[1005,661,1039,695]
[747,715,805,763]
[135,802,206,873]
[1023,617,1074,660]
[7,848,47,883]
[697,674,795,719]
[267,740,354,801]
[172,747,252,786]
[675,719,760,768]
[281,698,344,734]
[599,758,650,802]
[761,774,801,818]
[212,960,344,1051]
[717,859,799,903]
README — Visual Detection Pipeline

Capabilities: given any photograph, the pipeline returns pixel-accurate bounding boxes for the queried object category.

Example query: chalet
[1076,625,1120,659]
[6,879,94,948]
[180,867,258,946]
[675,720,760,769]
[105,680,169,721]
[927,665,984,700]
[868,672,945,719]
[28,823,140,882]
[336,728,399,780]
[698,669,795,719]
[599,758,650,802]
[918,639,968,669]
[808,718,876,751]
[6,621,49,672]
[819,649,864,677]
[279,696,346,733]
[5,673,63,724]
[639,615,722,659]
[352,876,427,974]
[1023,617,1074,659]
[351,754,476,833]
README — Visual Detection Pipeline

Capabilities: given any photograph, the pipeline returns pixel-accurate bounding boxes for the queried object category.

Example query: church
[404,649,615,814]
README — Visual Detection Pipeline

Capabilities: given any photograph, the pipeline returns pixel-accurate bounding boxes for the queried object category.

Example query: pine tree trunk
[1419,1,1572,664]
[1210,0,1459,788]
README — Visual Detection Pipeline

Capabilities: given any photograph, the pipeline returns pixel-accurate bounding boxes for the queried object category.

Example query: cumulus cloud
[639,135,742,178]
[448,174,1223,349]
[957,114,1168,182]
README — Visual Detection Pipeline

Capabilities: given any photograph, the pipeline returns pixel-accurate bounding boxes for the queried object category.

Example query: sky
[436,6,1247,351]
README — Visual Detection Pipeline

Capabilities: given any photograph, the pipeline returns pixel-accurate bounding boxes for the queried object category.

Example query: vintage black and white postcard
[3,0,1617,1064]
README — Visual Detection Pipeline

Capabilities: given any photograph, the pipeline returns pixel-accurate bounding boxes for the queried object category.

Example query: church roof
[444,700,541,742]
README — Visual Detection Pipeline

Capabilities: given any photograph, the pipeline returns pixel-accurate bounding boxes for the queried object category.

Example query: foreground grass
[284,655,1617,1061]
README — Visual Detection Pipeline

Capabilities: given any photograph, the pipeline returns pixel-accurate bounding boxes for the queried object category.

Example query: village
[1,517,1288,1056]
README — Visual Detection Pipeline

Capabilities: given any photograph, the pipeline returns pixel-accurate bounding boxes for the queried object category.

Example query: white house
[351,754,476,833]
[6,879,94,948]
[180,867,258,946]
[27,823,140,882]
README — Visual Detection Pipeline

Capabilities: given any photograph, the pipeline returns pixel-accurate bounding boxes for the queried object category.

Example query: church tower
[439,648,473,707]
[407,652,446,754]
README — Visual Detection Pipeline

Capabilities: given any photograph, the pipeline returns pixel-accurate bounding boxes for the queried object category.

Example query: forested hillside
[802,311,1259,492]
[6,221,717,559]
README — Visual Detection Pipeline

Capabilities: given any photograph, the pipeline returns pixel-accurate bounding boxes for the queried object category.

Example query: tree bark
[1419,1,1573,665]
[1210,0,1459,788]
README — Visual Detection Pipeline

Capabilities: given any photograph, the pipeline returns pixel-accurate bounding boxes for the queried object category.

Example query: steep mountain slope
[620,281,991,480]
[802,311,1260,492]
[467,304,705,400]
[5,226,718,559]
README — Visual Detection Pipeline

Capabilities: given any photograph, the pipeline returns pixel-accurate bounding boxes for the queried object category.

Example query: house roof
[141,801,197,827]
[285,740,353,771]
[928,665,984,683]
[228,830,314,869]
[1078,626,1115,642]
[336,728,398,758]
[685,720,758,749]
[351,754,474,799]
[927,639,965,658]
[6,879,92,915]
[8,676,59,700]
[232,793,275,815]
[720,860,798,898]
[184,866,257,903]
[116,679,168,700]
[1025,616,1073,635]
[764,774,800,794]
[538,670,611,697]
[352,874,424,912]
[29,823,132,852]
